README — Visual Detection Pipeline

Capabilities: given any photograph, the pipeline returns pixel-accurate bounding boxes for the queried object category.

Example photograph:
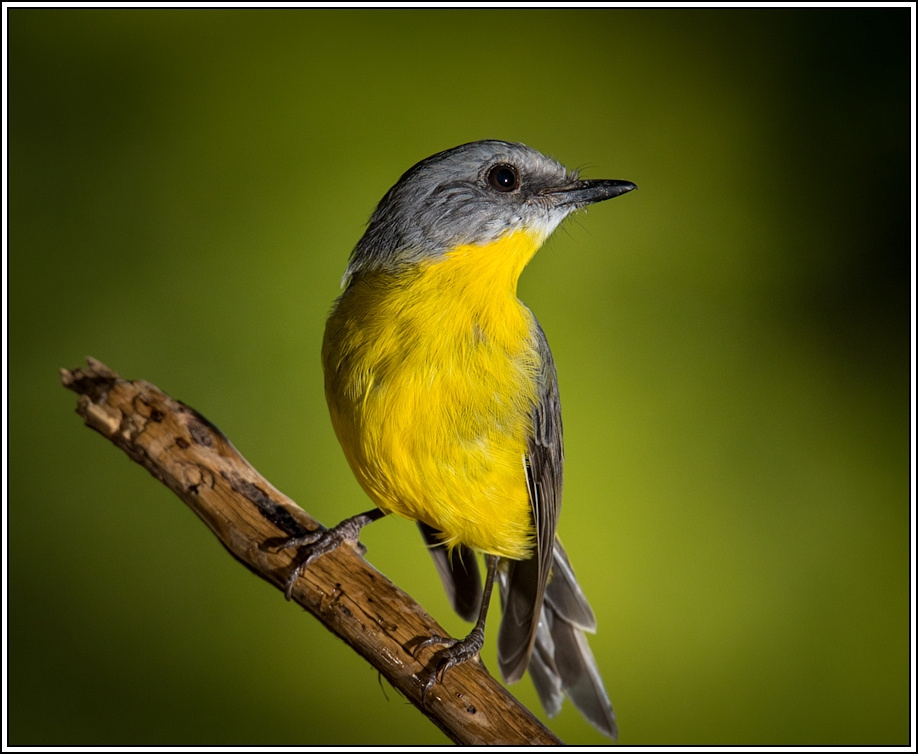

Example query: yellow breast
[322,231,545,559]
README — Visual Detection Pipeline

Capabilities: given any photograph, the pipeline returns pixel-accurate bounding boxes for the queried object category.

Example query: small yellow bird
[281,140,635,739]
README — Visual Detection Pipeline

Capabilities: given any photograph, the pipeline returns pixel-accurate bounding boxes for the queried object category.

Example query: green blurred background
[8,7,910,746]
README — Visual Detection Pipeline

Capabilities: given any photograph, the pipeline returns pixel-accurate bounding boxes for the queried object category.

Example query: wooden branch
[60,357,561,746]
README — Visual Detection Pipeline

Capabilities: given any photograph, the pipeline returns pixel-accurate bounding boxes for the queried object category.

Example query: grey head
[344,140,636,282]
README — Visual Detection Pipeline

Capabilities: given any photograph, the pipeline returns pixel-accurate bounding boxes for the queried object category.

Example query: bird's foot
[415,624,486,705]
[275,509,384,600]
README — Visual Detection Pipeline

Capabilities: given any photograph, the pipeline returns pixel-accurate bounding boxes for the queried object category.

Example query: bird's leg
[416,554,500,703]
[276,508,386,600]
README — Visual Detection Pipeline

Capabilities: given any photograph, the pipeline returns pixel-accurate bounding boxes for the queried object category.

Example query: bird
[279,140,636,739]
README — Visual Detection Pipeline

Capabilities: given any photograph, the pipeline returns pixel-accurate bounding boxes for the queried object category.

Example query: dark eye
[487,163,520,192]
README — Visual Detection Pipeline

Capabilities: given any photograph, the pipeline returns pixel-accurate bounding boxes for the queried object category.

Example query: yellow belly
[322,234,543,559]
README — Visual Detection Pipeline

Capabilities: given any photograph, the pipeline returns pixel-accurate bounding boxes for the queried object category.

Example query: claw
[413,633,453,659]
[416,627,485,706]
[276,508,384,600]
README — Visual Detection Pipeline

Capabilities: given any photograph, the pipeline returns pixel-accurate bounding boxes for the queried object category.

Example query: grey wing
[496,320,618,740]
[497,319,562,683]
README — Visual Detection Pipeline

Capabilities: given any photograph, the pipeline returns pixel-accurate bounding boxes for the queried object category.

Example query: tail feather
[543,537,597,631]
[527,615,563,717]
[421,525,617,739]
[497,554,541,683]
[499,538,618,740]
[536,598,618,739]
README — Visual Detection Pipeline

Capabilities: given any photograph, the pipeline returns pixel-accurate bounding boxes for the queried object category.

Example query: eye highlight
[487,163,520,193]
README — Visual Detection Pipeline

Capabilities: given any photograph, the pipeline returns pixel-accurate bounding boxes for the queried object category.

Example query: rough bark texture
[60,357,561,745]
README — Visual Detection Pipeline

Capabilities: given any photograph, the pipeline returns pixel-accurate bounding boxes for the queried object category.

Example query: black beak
[545,179,637,209]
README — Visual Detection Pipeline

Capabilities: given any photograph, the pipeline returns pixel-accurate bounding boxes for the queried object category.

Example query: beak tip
[586,179,638,204]
[543,178,638,208]
[610,180,638,197]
